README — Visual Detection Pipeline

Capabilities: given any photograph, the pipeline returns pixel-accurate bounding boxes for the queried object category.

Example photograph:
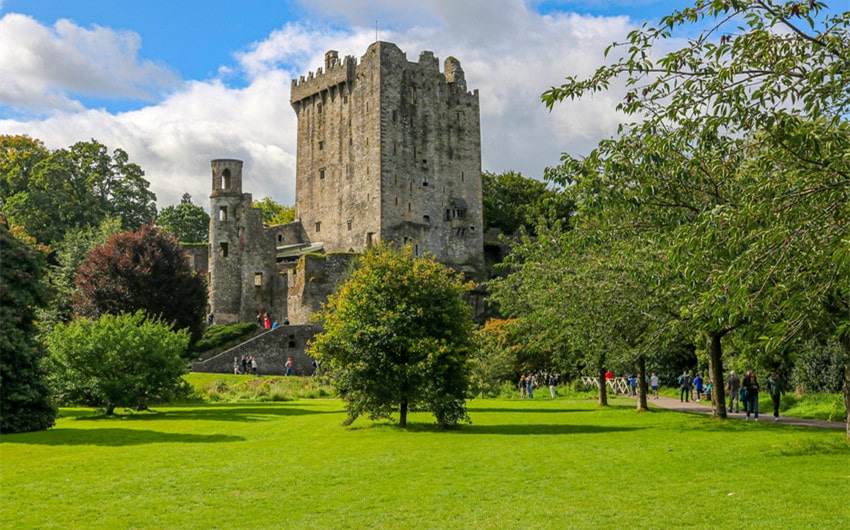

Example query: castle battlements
[290,50,357,105]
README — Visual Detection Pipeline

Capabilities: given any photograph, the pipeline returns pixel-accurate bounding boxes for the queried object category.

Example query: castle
[194,42,485,374]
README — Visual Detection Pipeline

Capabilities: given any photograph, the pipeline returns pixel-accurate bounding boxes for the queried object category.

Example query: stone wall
[191,324,322,376]
[286,252,356,325]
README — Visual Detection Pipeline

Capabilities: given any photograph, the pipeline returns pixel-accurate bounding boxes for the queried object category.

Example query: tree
[156,193,210,243]
[541,0,850,432]
[72,225,207,346]
[0,138,156,244]
[36,218,122,337]
[0,219,57,433]
[309,244,475,427]
[0,135,49,199]
[45,311,189,415]
[253,196,295,226]
[482,171,572,235]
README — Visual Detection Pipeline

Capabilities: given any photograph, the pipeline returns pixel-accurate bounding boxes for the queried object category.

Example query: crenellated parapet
[290,50,357,106]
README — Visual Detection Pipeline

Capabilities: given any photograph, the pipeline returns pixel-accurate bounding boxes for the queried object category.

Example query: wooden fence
[580,376,629,395]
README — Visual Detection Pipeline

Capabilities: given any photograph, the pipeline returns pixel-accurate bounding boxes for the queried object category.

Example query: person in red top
[605,370,614,381]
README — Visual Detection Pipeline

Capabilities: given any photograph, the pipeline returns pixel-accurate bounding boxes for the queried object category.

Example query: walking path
[645,395,845,430]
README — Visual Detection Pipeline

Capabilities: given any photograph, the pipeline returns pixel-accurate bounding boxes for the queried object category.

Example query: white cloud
[0,13,179,112]
[1,1,647,210]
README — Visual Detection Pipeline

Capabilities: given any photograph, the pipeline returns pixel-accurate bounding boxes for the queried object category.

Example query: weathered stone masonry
[194,42,484,374]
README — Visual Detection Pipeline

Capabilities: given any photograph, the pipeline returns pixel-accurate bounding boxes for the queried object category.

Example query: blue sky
[1,0,683,207]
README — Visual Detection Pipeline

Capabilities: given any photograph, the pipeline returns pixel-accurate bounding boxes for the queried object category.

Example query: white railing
[580,376,629,395]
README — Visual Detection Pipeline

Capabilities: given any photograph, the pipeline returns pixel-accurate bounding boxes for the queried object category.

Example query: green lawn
[2,395,848,529]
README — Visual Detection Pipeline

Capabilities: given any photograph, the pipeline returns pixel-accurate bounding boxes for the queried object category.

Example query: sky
[0,0,684,210]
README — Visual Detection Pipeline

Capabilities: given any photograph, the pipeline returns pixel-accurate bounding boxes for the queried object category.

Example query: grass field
[2,390,848,529]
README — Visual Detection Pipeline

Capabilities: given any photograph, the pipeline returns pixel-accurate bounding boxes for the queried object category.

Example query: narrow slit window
[219,242,228,257]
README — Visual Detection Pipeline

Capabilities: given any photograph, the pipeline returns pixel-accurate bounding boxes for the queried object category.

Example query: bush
[192,322,260,356]
[46,311,190,414]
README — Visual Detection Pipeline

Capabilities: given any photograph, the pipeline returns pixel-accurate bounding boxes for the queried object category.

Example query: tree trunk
[399,397,408,428]
[636,353,648,411]
[706,330,727,419]
[597,363,608,406]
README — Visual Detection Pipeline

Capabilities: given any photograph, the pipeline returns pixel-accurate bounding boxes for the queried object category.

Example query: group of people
[725,369,786,421]
[518,373,560,399]
[233,355,258,375]
[676,371,708,402]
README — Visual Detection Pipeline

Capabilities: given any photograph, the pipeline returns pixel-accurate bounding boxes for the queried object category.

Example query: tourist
[650,372,659,399]
[678,370,691,402]
[526,374,534,399]
[627,373,636,396]
[743,371,760,421]
[726,370,741,413]
[251,356,258,375]
[604,369,614,382]
[766,370,786,421]
[519,375,526,399]
[263,313,271,329]
[311,358,319,376]
[548,373,557,399]
[285,357,294,376]
[241,355,248,375]
[207,312,215,326]
[693,372,704,402]
[233,356,240,375]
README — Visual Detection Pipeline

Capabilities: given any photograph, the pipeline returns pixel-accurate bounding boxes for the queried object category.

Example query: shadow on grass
[466,407,595,414]
[453,423,644,435]
[1,428,244,447]
[65,403,342,423]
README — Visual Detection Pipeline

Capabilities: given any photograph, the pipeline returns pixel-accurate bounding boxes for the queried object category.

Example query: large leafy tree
[0,138,156,244]
[72,225,207,346]
[0,219,57,433]
[542,0,849,431]
[482,171,572,235]
[253,196,295,226]
[46,311,189,415]
[157,193,210,243]
[309,244,475,428]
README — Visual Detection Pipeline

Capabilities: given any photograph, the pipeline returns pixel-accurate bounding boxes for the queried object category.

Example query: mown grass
[2,389,848,529]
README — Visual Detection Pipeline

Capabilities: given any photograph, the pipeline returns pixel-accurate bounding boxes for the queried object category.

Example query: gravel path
[642,395,845,430]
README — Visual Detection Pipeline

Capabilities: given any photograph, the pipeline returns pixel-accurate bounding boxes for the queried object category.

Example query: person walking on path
[650,372,659,399]
[693,372,704,402]
[678,371,692,403]
[548,373,557,399]
[726,370,741,413]
[526,374,535,399]
[766,370,786,421]
[519,375,527,399]
[743,371,761,421]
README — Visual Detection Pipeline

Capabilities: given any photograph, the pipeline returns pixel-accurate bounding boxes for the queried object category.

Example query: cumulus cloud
[1,1,650,209]
[0,14,180,113]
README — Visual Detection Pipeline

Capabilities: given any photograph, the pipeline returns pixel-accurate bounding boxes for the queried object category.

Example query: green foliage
[791,338,845,393]
[481,170,572,235]
[0,137,156,244]
[309,243,475,427]
[253,196,295,226]
[45,311,190,414]
[156,193,210,243]
[0,220,57,433]
[192,322,260,355]
[72,224,207,344]
[183,373,336,402]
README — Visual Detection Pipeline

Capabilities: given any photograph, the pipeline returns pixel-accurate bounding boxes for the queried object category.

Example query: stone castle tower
[290,41,484,271]
[205,42,485,328]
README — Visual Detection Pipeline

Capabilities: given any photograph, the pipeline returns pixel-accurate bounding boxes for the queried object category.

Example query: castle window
[319,168,325,180]
[219,206,228,221]
[461,171,465,182]
[315,222,321,233]
[278,234,283,243]
[219,242,228,257]
[392,110,398,122]
[347,220,352,231]
[317,102,322,113]
[343,95,348,104]
[221,169,231,191]
[318,141,325,151]
[395,197,398,206]
[288,334,296,348]
[254,273,263,287]
[408,203,412,212]
[423,215,431,224]
[415,244,420,256]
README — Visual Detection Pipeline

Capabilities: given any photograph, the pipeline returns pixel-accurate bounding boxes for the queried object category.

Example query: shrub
[192,322,260,356]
